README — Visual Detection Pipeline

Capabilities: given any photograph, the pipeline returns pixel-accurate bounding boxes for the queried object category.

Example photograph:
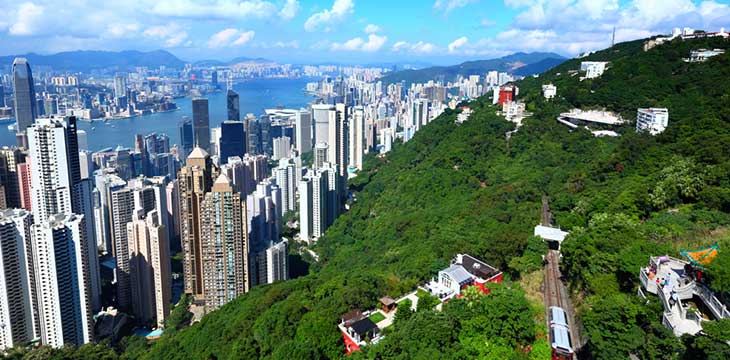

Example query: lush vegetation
[9,35,730,359]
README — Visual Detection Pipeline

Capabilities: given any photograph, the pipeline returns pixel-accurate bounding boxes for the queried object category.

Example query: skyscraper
[113,73,128,109]
[348,106,364,171]
[178,117,194,160]
[272,136,291,161]
[127,209,171,327]
[27,116,100,311]
[192,98,210,152]
[16,163,31,211]
[333,104,349,204]
[178,147,213,299]
[0,209,36,350]
[200,174,248,309]
[273,159,296,215]
[227,90,240,121]
[298,178,313,242]
[264,240,288,284]
[12,58,37,134]
[295,109,312,153]
[32,214,94,348]
[219,121,245,165]
[0,147,24,208]
[312,104,335,145]
[109,185,134,309]
[314,143,328,170]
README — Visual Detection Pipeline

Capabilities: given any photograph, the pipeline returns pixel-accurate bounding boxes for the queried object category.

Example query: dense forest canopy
[7,35,730,359]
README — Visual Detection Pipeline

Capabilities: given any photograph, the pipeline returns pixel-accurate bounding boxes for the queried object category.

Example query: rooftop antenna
[612,26,616,47]
[226,73,233,91]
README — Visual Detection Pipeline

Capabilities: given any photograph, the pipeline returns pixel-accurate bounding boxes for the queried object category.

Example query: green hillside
[8,36,730,359]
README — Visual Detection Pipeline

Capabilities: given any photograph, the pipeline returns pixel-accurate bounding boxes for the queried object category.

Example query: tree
[393,298,414,325]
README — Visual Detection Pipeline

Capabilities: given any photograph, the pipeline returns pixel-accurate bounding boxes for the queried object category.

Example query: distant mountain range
[378,52,568,85]
[193,57,273,67]
[0,50,186,72]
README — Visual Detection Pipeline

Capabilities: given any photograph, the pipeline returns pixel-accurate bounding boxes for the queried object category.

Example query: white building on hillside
[542,84,557,99]
[580,61,608,79]
[636,108,669,135]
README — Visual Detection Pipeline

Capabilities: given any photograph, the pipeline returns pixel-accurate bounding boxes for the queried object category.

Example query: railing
[695,284,730,319]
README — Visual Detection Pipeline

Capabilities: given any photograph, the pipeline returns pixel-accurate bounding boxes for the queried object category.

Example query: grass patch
[369,312,386,324]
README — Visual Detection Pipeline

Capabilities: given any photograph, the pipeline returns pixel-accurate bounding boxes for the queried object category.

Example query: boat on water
[7,123,17,132]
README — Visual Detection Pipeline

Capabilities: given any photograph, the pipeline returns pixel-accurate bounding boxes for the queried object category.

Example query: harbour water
[0,78,316,151]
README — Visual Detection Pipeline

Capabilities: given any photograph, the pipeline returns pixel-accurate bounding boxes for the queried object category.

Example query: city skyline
[0,1,728,64]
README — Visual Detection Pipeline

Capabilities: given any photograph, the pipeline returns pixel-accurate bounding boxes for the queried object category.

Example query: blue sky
[0,0,729,64]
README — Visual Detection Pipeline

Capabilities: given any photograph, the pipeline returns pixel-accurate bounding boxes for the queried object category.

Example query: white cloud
[150,0,278,20]
[447,36,468,53]
[207,28,255,48]
[364,24,381,33]
[480,18,496,27]
[279,0,300,20]
[331,34,386,52]
[9,2,44,35]
[392,40,437,54]
[106,23,141,39]
[434,0,478,12]
[494,0,730,56]
[143,24,189,48]
[304,0,354,32]
[232,30,255,45]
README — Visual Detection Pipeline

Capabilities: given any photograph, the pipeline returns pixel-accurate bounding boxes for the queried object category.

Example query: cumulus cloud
[150,0,278,20]
[207,28,255,48]
[143,24,190,47]
[331,34,387,52]
[304,0,354,32]
[9,2,44,35]
[491,0,730,56]
[480,18,496,27]
[392,40,437,54]
[434,0,478,12]
[279,0,300,20]
[364,24,381,34]
[447,36,468,53]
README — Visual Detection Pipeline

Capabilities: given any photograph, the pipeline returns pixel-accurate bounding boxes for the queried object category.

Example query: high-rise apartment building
[109,185,134,309]
[298,178,313,242]
[127,209,171,327]
[295,109,312,153]
[273,159,296,215]
[332,104,349,203]
[27,116,100,311]
[0,147,24,208]
[12,58,37,134]
[200,174,248,309]
[16,162,31,211]
[312,104,335,145]
[0,209,36,350]
[178,147,213,299]
[192,98,210,153]
[264,240,288,284]
[31,214,94,348]
[314,142,328,170]
[348,106,364,171]
[272,136,291,161]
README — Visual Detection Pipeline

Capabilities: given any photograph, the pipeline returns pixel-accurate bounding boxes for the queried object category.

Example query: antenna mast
[612,26,616,47]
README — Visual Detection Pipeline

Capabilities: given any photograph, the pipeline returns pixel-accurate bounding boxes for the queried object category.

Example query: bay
[0,78,316,151]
